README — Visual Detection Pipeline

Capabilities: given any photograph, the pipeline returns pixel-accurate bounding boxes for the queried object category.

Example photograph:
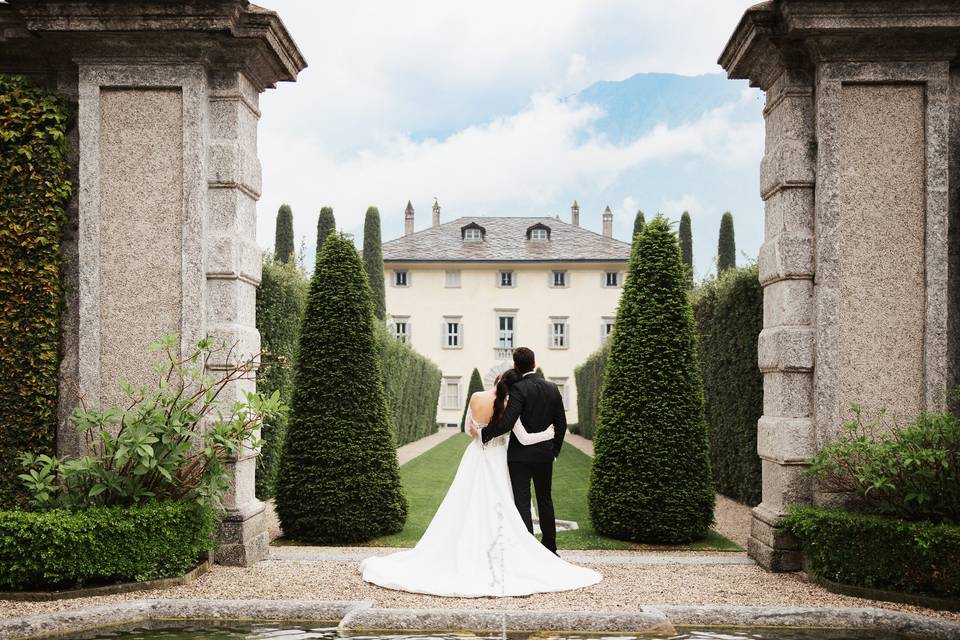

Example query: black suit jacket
[481,374,567,463]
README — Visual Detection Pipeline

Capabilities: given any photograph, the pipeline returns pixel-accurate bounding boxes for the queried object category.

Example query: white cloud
[257,94,762,248]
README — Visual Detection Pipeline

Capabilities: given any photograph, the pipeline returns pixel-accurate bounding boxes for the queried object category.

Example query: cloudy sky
[256,1,764,279]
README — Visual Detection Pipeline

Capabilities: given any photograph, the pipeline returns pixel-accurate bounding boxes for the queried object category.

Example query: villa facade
[383,201,631,426]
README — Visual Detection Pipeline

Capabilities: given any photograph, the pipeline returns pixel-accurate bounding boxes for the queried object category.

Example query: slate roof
[383,216,631,263]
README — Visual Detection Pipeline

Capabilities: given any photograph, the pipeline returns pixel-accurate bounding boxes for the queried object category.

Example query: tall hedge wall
[377,324,442,446]
[0,75,72,509]
[573,343,608,440]
[255,257,308,500]
[692,264,763,505]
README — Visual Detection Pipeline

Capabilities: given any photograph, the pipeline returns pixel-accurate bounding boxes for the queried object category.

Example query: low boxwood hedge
[784,506,960,599]
[0,502,216,590]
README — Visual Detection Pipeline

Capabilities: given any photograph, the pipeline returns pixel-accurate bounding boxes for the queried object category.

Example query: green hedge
[255,257,308,500]
[378,324,442,446]
[784,506,960,599]
[0,502,215,590]
[572,343,608,440]
[691,265,763,505]
[0,75,73,509]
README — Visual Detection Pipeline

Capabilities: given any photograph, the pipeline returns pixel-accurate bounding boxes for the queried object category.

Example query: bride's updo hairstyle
[491,368,522,424]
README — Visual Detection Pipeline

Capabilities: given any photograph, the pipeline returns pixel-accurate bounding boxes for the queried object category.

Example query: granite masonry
[720,0,960,570]
[0,0,306,566]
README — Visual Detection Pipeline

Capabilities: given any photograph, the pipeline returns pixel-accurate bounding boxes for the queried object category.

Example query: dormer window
[461,222,486,241]
[526,223,551,241]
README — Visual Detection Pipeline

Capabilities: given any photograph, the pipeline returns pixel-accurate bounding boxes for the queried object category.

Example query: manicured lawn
[369,433,741,551]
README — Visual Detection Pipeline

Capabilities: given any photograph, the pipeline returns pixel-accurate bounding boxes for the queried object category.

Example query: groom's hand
[468,423,479,440]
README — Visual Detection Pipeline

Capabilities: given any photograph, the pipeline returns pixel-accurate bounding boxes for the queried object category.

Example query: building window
[498,315,515,349]
[530,228,548,241]
[464,227,483,241]
[552,270,567,288]
[550,377,570,408]
[602,317,616,342]
[394,270,409,287]
[550,317,568,349]
[604,271,620,287]
[499,270,514,288]
[445,269,461,288]
[442,377,461,410]
[392,317,409,343]
[444,318,462,349]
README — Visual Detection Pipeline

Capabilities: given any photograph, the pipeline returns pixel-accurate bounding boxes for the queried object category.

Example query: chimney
[602,205,613,238]
[571,200,580,227]
[432,198,441,227]
[404,200,415,236]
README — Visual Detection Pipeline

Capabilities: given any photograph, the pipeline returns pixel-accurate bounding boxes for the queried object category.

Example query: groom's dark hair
[513,347,535,374]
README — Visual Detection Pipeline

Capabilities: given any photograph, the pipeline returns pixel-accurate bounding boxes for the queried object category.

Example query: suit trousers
[508,459,556,553]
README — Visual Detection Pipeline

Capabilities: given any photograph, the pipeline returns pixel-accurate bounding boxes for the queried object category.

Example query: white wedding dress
[360,407,602,597]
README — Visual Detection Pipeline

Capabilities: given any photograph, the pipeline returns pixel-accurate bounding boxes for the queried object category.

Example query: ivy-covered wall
[0,75,72,508]
[692,265,763,505]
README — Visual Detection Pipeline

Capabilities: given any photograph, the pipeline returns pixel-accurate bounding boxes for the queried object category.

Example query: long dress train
[359,410,601,597]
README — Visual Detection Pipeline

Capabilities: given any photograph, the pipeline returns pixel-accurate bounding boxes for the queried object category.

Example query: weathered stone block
[758,232,814,285]
[760,460,812,513]
[764,186,814,239]
[758,326,815,372]
[763,279,814,328]
[206,277,257,327]
[757,416,815,463]
[760,139,816,198]
[763,371,813,418]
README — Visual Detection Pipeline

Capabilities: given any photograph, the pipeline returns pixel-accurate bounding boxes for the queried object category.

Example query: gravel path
[2,552,956,623]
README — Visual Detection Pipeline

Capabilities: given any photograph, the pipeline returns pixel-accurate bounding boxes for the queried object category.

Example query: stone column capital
[0,0,306,91]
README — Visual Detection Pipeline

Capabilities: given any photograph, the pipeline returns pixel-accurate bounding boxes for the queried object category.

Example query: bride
[360,369,601,597]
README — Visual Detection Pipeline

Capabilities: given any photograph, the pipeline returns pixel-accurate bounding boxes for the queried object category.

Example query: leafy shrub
[573,343,608,440]
[0,501,215,590]
[0,75,72,508]
[18,336,282,511]
[276,233,406,543]
[589,216,714,544]
[691,265,763,505]
[460,368,484,432]
[808,407,960,523]
[378,323,442,446]
[784,506,960,598]
[255,257,308,500]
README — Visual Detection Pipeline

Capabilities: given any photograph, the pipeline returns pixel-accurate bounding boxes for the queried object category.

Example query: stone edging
[2,600,960,640]
[811,574,960,613]
[0,558,212,603]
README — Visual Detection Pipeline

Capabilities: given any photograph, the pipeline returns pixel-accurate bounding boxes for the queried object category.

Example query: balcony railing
[493,347,513,360]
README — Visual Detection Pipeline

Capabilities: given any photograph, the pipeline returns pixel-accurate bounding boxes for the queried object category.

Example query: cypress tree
[679,211,693,287]
[274,204,295,264]
[316,206,336,250]
[534,367,545,379]
[276,232,407,543]
[363,206,387,321]
[717,211,736,274]
[632,210,646,240]
[588,216,714,544]
[460,368,485,432]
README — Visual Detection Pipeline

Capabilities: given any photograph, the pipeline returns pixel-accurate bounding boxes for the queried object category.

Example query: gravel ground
[2,555,956,624]
[712,494,751,548]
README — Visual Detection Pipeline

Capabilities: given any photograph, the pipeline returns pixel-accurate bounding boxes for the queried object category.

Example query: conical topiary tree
[276,232,407,543]
[717,211,736,274]
[316,206,336,250]
[679,211,693,287]
[363,206,386,321]
[588,215,714,544]
[460,368,484,432]
[274,204,294,264]
[534,366,545,379]
[633,210,646,240]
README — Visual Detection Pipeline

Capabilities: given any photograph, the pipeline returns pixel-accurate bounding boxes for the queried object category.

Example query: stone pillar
[720,0,960,571]
[0,0,305,567]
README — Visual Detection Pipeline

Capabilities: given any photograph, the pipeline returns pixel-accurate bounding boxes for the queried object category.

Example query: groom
[472,347,567,554]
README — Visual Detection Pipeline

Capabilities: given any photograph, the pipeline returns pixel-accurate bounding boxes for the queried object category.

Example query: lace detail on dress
[470,417,509,447]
